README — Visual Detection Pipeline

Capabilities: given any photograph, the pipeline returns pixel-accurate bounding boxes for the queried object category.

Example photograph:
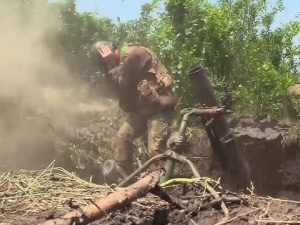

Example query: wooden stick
[199,180,230,219]
[39,171,163,225]
[255,220,300,224]
[258,202,271,225]
[215,207,262,225]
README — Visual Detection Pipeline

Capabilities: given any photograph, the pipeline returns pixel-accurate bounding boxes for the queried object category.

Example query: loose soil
[2,170,300,225]
[2,105,300,224]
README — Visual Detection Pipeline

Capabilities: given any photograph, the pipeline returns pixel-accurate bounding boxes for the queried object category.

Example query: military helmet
[89,41,115,69]
[92,41,114,52]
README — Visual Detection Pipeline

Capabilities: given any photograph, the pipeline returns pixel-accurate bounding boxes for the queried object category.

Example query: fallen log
[40,171,163,225]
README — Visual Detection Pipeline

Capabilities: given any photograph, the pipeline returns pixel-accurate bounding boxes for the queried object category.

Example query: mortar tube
[187,66,251,190]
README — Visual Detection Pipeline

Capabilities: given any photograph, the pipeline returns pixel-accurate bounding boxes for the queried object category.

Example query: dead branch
[198,180,230,219]
[215,207,263,225]
[258,202,271,225]
[223,196,246,203]
[255,219,300,224]
[39,171,163,225]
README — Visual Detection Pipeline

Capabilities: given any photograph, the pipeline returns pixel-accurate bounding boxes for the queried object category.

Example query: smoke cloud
[0,0,107,171]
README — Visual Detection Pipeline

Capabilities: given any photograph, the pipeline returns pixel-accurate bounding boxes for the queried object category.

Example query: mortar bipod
[117,106,227,187]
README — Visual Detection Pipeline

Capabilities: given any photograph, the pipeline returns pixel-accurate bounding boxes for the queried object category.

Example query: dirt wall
[190,115,299,195]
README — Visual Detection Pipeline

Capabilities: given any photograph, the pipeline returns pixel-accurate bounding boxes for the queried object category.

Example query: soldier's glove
[137,80,160,104]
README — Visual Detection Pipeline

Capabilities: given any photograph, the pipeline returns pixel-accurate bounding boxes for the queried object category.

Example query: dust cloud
[0,0,109,171]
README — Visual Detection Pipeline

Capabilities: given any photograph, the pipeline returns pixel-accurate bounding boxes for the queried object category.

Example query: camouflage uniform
[284,79,300,123]
[106,42,177,175]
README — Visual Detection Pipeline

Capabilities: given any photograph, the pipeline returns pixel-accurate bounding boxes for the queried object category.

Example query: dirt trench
[230,116,288,195]
[2,107,300,225]
[1,102,300,197]
[54,111,300,197]
[187,115,300,197]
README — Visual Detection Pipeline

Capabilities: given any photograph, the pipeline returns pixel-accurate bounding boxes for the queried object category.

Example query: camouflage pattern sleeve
[107,48,151,93]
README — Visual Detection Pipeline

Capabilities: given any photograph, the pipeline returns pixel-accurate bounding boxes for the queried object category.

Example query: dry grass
[0,161,111,218]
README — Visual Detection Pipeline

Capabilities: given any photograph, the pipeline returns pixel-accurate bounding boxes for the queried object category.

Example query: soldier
[284,77,300,123]
[90,41,178,179]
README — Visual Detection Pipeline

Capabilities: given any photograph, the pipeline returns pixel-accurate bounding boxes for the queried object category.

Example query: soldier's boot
[105,128,136,185]
[102,159,133,184]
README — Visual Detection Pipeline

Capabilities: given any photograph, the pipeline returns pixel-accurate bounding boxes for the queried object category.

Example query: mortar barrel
[187,66,251,190]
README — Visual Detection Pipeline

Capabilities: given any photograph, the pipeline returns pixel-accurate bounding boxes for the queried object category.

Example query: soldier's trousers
[113,109,174,175]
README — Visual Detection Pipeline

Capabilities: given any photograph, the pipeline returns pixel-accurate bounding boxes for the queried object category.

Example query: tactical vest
[119,42,173,89]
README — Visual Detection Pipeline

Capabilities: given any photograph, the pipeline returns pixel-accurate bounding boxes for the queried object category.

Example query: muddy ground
[2,106,300,224]
[0,172,300,225]
[90,184,300,225]
[1,103,299,196]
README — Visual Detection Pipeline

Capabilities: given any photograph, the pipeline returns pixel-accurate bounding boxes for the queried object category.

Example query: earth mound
[1,167,300,225]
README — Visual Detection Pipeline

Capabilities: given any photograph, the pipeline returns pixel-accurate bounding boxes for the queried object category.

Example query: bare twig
[255,219,300,224]
[199,180,230,219]
[258,202,271,225]
[256,196,300,205]
[215,207,263,225]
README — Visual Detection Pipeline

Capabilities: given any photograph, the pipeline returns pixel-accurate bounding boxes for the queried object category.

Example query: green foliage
[18,0,300,117]
[7,0,300,177]
[49,0,119,87]
[156,0,300,117]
